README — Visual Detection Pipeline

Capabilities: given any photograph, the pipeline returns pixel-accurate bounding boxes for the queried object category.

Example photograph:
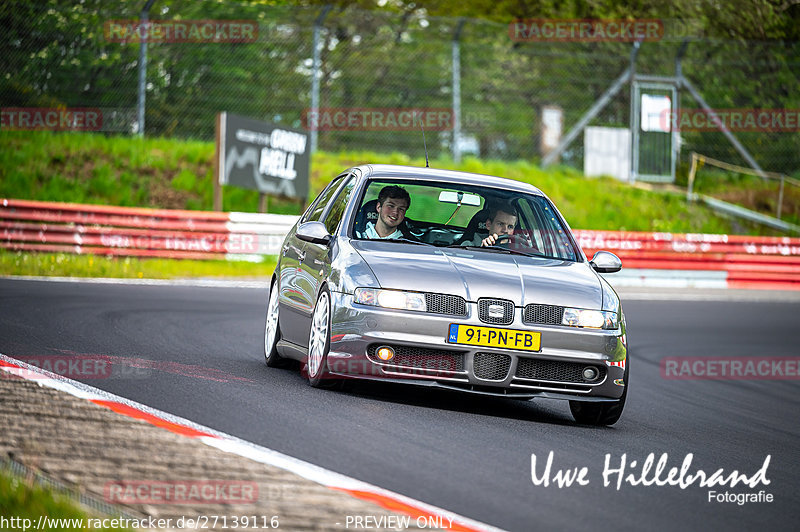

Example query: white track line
[0,353,499,532]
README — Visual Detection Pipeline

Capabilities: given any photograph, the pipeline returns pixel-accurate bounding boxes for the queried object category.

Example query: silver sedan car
[264,164,628,425]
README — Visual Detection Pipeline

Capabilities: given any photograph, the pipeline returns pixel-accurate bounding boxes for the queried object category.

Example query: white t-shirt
[361,221,403,240]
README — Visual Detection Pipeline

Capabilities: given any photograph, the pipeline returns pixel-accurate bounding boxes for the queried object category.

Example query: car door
[296,174,356,345]
[276,173,345,344]
[277,205,315,346]
[300,175,356,342]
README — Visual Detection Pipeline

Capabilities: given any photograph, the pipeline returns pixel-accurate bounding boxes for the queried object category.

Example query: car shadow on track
[255,360,622,429]
[306,372,581,428]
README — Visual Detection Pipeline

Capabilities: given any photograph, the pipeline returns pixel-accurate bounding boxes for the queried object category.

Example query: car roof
[353,164,544,196]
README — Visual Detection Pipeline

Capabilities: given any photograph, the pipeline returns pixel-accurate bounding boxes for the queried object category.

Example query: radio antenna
[419,115,429,168]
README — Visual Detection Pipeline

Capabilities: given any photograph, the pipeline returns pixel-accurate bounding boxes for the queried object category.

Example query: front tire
[569,358,628,426]
[306,287,337,388]
[264,280,286,368]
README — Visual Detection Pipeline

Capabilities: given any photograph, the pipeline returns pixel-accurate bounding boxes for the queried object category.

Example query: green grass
[690,168,800,226]
[0,467,133,531]
[0,129,762,234]
[0,249,276,279]
[0,130,791,279]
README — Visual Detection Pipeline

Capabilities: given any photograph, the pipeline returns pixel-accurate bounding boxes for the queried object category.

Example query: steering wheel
[495,232,538,253]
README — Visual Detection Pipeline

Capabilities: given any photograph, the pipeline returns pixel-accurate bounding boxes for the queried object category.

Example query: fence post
[777,175,785,219]
[136,0,156,137]
[310,5,332,154]
[629,41,641,182]
[452,18,465,163]
[213,112,224,211]
[687,152,699,201]
[674,40,689,184]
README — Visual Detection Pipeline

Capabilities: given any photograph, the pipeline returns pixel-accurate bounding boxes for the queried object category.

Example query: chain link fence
[2,0,798,177]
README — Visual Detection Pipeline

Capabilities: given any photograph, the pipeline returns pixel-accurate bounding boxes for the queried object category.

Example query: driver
[463,202,517,247]
[361,185,411,239]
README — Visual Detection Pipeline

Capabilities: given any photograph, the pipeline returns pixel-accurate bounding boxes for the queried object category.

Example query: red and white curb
[0,353,498,532]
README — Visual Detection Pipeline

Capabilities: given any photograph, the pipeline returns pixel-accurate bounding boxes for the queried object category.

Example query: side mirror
[296,221,332,245]
[590,251,622,273]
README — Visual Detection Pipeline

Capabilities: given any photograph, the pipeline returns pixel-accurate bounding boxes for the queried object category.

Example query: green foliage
[692,167,800,226]
[0,467,133,531]
[171,169,198,192]
[0,130,788,235]
[3,1,796,172]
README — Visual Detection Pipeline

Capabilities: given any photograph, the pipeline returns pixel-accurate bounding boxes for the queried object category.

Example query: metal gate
[631,82,678,183]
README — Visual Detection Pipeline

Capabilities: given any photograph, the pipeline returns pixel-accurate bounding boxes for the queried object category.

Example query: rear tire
[264,280,287,368]
[569,358,628,426]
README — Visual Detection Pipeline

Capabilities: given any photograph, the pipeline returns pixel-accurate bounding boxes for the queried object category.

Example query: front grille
[523,304,564,325]
[473,353,512,381]
[425,293,467,316]
[367,344,465,373]
[478,298,514,325]
[515,358,606,384]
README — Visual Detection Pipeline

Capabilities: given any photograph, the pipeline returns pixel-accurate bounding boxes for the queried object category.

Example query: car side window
[515,200,546,252]
[527,197,578,261]
[305,174,346,223]
[323,179,356,234]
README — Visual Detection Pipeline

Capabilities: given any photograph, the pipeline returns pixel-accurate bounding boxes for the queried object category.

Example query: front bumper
[327,292,627,401]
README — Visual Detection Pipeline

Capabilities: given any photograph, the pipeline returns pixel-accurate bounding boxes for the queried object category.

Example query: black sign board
[218,113,310,200]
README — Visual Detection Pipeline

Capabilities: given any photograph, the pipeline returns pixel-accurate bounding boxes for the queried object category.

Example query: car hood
[351,241,603,309]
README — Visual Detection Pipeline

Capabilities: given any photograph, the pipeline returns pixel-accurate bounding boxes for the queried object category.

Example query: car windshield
[350,179,580,262]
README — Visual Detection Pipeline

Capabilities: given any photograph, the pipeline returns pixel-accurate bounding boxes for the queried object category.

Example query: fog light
[582,366,599,381]
[376,346,395,361]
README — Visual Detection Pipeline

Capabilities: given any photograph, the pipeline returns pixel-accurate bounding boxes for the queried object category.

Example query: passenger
[463,202,517,247]
[362,185,411,239]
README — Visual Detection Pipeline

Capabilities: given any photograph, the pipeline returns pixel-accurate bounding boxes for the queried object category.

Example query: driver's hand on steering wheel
[481,233,511,247]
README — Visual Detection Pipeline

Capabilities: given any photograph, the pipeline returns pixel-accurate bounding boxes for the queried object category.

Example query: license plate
[447,324,541,352]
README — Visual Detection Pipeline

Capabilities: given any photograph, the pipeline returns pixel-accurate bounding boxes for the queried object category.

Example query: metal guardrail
[687,152,800,232]
[0,199,298,262]
[2,199,799,288]
[574,229,800,289]
[694,195,800,234]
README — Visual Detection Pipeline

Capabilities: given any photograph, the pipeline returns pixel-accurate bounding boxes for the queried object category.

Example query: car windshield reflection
[351,179,580,262]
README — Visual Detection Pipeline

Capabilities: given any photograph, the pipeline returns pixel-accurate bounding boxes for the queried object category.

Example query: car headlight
[354,288,427,312]
[562,308,618,329]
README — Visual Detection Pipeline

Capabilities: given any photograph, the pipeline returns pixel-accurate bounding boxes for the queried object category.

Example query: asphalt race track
[1,278,798,531]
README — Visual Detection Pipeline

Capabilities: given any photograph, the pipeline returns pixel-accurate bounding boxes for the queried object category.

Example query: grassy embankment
[0,467,132,531]
[0,131,789,278]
